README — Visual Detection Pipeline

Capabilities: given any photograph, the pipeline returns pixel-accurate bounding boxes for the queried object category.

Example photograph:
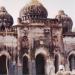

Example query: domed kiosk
[0,7,13,30]
[56,10,73,33]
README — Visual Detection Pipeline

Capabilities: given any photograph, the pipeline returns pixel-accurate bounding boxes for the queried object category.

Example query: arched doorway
[54,55,59,73]
[0,55,8,74]
[69,54,75,71]
[23,56,29,75]
[36,54,45,75]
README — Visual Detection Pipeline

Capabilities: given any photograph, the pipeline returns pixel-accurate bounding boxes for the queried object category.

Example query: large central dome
[19,0,48,21]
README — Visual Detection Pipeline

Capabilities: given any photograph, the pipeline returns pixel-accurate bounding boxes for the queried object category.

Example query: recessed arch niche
[23,55,29,75]
[54,54,59,73]
[0,51,10,75]
[35,54,46,75]
[69,54,75,71]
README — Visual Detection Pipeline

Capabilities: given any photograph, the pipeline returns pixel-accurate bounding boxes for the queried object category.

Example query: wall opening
[69,54,75,71]
[54,55,59,73]
[0,55,8,74]
[23,56,29,75]
[36,54,45,75]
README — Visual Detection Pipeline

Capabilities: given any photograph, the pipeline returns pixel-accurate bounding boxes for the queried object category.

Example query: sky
[0,0,75,30]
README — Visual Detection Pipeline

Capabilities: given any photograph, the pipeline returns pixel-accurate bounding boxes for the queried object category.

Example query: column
[46,59,50,75]
[29,59,32,75]
[31,60,36,75]
[46,59,55,75]
[17,27,22,75]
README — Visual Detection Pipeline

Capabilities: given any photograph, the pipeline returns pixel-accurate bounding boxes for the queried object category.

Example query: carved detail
[21,36,29,49]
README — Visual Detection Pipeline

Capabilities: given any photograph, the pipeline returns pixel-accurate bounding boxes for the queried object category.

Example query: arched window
[35,54,45,75]
[23,56,29,75]
[54,55,59,73]
[69,54,75,71]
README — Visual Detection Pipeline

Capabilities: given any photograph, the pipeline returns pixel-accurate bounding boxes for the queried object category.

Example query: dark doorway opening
[54,55,59,73]
[36,54,45,75]
[0,55,7,74]
[69,54,75,71]
[23,56,29,75]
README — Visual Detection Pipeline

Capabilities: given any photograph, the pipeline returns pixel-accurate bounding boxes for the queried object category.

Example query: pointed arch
[0,51,11,59]
[35,47,48,59]
[23,53,30,59]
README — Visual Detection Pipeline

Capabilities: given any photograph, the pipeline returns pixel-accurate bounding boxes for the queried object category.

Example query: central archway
[23,56,29,75]
[35,54,45,75]
[0,55,8,74]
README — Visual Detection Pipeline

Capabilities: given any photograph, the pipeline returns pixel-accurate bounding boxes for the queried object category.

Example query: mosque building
[0,0,74,75]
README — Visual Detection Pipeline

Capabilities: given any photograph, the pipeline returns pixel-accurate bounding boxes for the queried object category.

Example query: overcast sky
[0,0,75,30]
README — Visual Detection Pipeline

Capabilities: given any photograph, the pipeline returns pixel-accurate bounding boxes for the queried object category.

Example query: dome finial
[32,0,38,3]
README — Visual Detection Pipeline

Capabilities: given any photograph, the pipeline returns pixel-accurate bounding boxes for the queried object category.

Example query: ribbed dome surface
[0,6,13,27]
[56,10,73,33]
[19,1,48,21]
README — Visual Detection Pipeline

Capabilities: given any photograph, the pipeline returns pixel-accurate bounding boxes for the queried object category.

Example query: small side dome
[0,6,13,29]
[56,10,73,33]
[19,0,48,22]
